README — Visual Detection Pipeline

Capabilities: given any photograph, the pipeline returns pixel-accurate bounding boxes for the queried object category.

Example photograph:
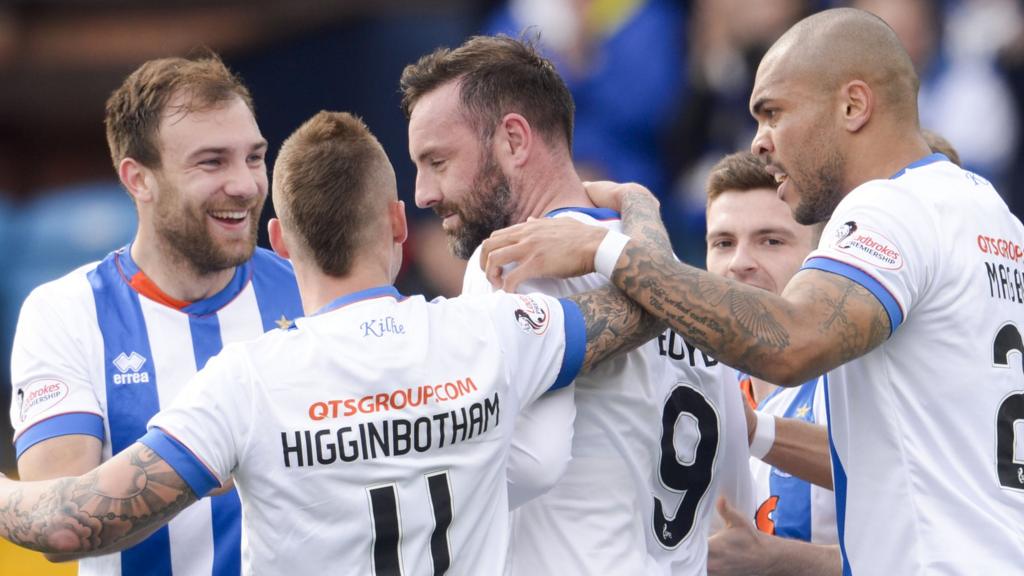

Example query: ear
[268,218,291,259]
[389,200,408,245]
[841,80,873,133]
[118,157,156,203]
[493,112,533,170]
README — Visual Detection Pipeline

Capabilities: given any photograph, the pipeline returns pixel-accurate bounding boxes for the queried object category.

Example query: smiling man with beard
[7,53,302,576]
[402,36,751,576]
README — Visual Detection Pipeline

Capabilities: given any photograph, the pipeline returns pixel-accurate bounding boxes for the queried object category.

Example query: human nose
[414,170,440,209]
[751,124,774,158]
[224,159,262,199]
[727,242,758,279]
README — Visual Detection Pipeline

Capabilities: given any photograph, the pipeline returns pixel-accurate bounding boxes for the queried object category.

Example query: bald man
[479,8,1024,574]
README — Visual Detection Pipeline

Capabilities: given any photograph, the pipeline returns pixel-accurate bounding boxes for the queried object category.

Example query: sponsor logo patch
[513,294,550,335]
[112,351,150,385]
[832,221,903,270]
[18,380,69,422]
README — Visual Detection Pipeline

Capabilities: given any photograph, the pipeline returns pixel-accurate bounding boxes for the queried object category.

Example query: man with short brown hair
[8,53,302,575]
[404,35,751,576]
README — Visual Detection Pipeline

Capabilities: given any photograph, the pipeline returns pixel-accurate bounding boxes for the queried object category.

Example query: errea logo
[112,352,150,385]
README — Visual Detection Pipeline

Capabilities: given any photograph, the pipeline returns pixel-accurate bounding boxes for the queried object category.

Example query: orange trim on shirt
[128,272,192,310]
[739,377,758,410]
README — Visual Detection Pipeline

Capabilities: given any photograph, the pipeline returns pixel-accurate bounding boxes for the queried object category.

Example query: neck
[293,257,393,316]
[844,127,932,193]
[130,229,237,302]
[512,151,593,222]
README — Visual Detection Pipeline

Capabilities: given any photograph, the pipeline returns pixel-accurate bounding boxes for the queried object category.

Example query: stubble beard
[441,153,516,260]
[153,183,261,276]
[792,145,846,226]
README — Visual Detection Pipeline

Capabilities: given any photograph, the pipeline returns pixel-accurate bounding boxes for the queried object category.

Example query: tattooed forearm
[0,443,197,558]
[569,284,665,373]
[619,189,673,253]
[609,191,890,384]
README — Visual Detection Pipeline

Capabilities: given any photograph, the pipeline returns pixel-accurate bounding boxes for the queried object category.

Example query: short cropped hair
[706,151,825,246]
[400,34,574,149]
[104,53,253,170]
[706,152,777,206]
[273,111,392,277]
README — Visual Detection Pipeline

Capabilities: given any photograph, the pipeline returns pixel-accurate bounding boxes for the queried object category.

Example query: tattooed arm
[568,283,665,373]
[0,442,197,561]
[482,183,889,385]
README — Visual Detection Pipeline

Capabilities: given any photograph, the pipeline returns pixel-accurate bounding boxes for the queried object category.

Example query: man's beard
[153,182,261,275]
[792,149,845,226]
[438,154,516,260]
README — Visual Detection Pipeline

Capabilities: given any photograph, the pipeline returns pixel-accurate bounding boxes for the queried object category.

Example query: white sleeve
[488,292,586,409]
[141,345,255,497]
[470,258,581,507]
[10,283,105,459]
[803,182,934,335]
[506,386,576,509]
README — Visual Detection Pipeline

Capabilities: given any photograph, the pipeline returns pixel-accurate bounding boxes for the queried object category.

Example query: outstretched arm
[483,183,889,385]
[0,442,197,561]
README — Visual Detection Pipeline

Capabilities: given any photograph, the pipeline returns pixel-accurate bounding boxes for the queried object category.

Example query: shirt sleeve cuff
[552,298,586,390]
[139,427,221,498]
[802,256,904,334]
[14,412,105,459]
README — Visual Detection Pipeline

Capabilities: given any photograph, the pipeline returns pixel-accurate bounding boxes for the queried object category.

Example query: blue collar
[544,206,621,220]
[314,285,404,316]
[116,244,253,317]
[890,153,949,180]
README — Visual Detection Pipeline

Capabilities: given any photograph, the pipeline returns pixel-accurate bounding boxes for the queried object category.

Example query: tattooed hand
[0,442,198,559]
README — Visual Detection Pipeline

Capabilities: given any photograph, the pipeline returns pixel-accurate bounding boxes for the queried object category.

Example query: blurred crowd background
[1,0,1022,478]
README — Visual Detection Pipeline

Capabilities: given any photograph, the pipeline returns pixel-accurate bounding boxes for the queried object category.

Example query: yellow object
[0,539,76,575]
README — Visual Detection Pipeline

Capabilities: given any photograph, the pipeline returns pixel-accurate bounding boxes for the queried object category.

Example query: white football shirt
[803,154,1024,574]
[465,208,753,575]
[142,286,585,575]
[10,247,302,576]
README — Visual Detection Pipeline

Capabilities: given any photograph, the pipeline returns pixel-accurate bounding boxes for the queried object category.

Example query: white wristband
[594,230,631,278]
[749,411,776,460]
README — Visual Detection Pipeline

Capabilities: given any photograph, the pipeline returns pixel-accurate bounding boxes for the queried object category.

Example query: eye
[765,238,784,246]
[247,153,265,164]
[429,158,446,170]
[199,158,222,168]
[710,239,734,249]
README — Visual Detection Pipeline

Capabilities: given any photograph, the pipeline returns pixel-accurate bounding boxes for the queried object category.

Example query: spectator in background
[853,0,1018,191]
[484,0,687,225]
[666,0,810,262]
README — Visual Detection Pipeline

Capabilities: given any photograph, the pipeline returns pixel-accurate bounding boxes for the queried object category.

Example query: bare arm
[482,184,890,385]
[708,496,841,576]
[18,435,102,481]
[567,284,665,373]
[746,401,833,489]
[0,442,197,561]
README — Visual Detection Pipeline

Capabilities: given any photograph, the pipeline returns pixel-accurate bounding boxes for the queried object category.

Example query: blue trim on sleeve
[552,298,586,390]
[14,413,105,459]
[802,257,903,334]
[545,206,621,221]
[140,428,220,498]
